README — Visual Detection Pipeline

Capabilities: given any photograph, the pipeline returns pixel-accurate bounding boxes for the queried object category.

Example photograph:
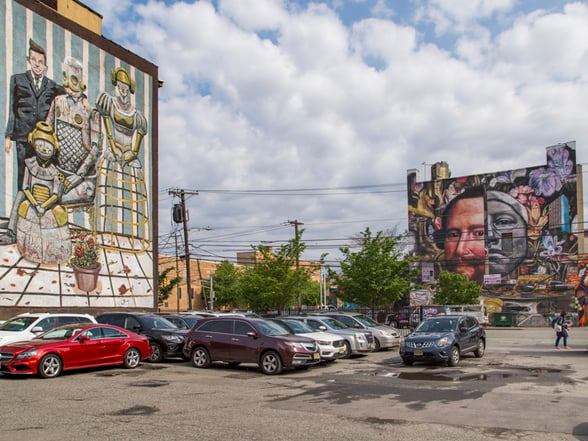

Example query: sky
[82,0,588,267]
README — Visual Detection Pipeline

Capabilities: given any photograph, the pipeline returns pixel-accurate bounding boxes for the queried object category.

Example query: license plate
[414,349,423,356]
[338,347,345,353]
[369,343,375,350]
[313,352,320,360]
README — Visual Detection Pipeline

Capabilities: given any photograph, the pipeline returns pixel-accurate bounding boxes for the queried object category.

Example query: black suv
[95,312,188,362]
[399,315,485,366]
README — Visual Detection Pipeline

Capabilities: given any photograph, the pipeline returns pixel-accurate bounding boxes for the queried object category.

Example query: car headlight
[354,333,366,342]
[16,349,39,359]
[436,337,451,347]
[285,342,305,349]
[162,335,184,343]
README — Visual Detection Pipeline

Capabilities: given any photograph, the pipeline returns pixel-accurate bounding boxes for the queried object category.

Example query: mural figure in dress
[94,67,149,252]
[11,122,71,264]
[45,57,102,206]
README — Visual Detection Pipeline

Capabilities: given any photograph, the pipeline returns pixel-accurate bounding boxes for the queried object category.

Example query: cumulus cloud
[82,0,588,263]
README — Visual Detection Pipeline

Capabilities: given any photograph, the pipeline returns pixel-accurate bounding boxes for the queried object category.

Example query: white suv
[0,313,96,346]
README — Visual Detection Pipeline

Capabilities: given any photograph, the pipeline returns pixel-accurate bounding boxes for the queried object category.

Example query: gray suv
[319,312,401,351]
[400,315,486,366]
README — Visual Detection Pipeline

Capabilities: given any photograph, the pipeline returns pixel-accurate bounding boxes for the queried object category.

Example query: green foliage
[330,228,418,311]
[70,231,99,268]
[158,266,182,305]
[434,271,482,305]
[239,230,319,313]
[211,261,243,309]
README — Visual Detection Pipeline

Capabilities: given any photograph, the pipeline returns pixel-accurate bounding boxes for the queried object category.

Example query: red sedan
[0,324,152,378]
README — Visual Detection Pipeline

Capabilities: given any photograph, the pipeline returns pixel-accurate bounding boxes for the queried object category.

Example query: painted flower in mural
[510,185,547,240]
[547,146,573,178]
[539,233,567,261]
[488,169,527,188]
[69,231,99,269]
[529,167,562,197]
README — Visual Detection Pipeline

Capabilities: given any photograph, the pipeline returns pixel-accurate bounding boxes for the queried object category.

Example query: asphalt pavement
[0,326,587,441]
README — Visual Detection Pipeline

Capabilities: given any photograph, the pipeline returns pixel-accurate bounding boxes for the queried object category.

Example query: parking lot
[1,326,587,441]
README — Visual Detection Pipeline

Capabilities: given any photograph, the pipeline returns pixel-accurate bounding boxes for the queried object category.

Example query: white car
[269,318,348,361]
[0,312,96,346]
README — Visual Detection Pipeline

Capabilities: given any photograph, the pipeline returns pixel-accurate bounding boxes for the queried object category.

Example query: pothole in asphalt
[108,405,159,416]
[367,370,525,381]
[128,379,169,387]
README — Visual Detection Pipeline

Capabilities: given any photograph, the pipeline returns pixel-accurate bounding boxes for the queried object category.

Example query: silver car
[269,318,347,361]
[319,312,401,351]
[287,316,374,357]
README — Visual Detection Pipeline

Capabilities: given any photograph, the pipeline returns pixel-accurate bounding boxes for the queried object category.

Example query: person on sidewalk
[554,311,570,349]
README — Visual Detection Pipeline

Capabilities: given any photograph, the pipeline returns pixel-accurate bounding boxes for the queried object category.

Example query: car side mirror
[318,326,327,331]
[32,326,44,333]
[79,335,90,343]
[246,331,258,339]
[459,326,468,333]
[133,325,143,332]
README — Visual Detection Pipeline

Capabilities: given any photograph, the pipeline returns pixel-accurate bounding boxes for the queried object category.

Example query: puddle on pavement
[128,379,169,388]
[108,405,159,416]
[369,370,515,381]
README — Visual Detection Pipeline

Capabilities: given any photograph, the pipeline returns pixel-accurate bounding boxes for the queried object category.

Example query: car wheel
[341,341,352,359]
[260,350,283,375]
[402,357,413,366]
[38,354,62,378]
[149,343,163,363]
[191,347,211,368]
[447,346,460,367]
[123,348,141,369]
[474,339,485,358]
[374,338,381,351]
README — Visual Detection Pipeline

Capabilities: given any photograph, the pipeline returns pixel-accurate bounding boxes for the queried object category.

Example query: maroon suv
[183,317,320,375]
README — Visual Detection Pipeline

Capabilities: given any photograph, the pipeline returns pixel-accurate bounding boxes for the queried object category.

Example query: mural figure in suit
[5,39,65,191]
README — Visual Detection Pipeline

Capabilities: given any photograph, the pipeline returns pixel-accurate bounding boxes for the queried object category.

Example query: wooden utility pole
[287,219,304,309]
[168,188,198,310]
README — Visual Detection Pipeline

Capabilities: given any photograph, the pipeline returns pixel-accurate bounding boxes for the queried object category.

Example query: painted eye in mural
[446,230,460,240]
[492,215,517,228]
[70,75,79,86]
[473,229,485,237]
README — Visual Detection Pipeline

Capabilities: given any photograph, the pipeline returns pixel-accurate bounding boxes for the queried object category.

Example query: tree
[239,230,319,314]
[433,271,482,305]
[158,267,182,306]
[211,261,243,310]
[330,228,418,315]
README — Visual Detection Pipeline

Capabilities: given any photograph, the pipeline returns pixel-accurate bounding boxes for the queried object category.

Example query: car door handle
[231,338,240,342]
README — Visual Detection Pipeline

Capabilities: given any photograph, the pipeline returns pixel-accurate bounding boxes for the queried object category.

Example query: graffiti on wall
[407,143,579,315]
[0,1,154,308]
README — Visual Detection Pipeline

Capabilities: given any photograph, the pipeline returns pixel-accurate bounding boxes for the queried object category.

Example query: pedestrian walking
[554,311,570,349]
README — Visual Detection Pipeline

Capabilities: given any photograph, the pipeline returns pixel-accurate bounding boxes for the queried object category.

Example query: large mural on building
[0,0,155,309]
[407,142,580,316]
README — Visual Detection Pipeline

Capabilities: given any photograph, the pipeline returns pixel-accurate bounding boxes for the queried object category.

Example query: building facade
[407,142,584,317]
[0,0,158,319]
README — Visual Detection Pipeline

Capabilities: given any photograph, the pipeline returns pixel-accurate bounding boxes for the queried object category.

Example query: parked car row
[0,310,486,378]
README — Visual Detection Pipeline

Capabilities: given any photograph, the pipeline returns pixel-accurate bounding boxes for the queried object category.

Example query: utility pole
[287,219,304,309]
[174,233,180,313]
[169,188,199,310]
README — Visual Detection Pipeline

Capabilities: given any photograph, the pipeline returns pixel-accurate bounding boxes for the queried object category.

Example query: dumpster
[493,312,514,326]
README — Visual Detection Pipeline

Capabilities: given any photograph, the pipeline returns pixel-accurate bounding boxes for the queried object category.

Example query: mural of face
[34,138,55,161]
[443,195,486,283]
[28,49,47,78]
[487,191,528,276]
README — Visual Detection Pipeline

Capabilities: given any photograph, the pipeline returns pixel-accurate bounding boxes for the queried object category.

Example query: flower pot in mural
[72,262,101,292]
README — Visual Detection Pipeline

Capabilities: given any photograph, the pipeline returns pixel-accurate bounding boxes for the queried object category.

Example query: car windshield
[415,318,458,333]
[255,320,289,336]
[354,314,378,327]
[0,316,38,332]
[322,318,349,330]
[140,316,178,329]
[280,320,312,333]
[36,326,85,340]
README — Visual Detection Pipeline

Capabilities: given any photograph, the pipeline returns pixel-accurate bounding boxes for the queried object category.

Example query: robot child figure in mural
[94,67,149,252]
[486,191,528,277]
[8,122,71,264]
[45,57,102,206]
[434,187,486,284]
[5,39,65,192]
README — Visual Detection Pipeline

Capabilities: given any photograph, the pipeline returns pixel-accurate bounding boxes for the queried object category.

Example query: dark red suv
[183,317,320,375]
